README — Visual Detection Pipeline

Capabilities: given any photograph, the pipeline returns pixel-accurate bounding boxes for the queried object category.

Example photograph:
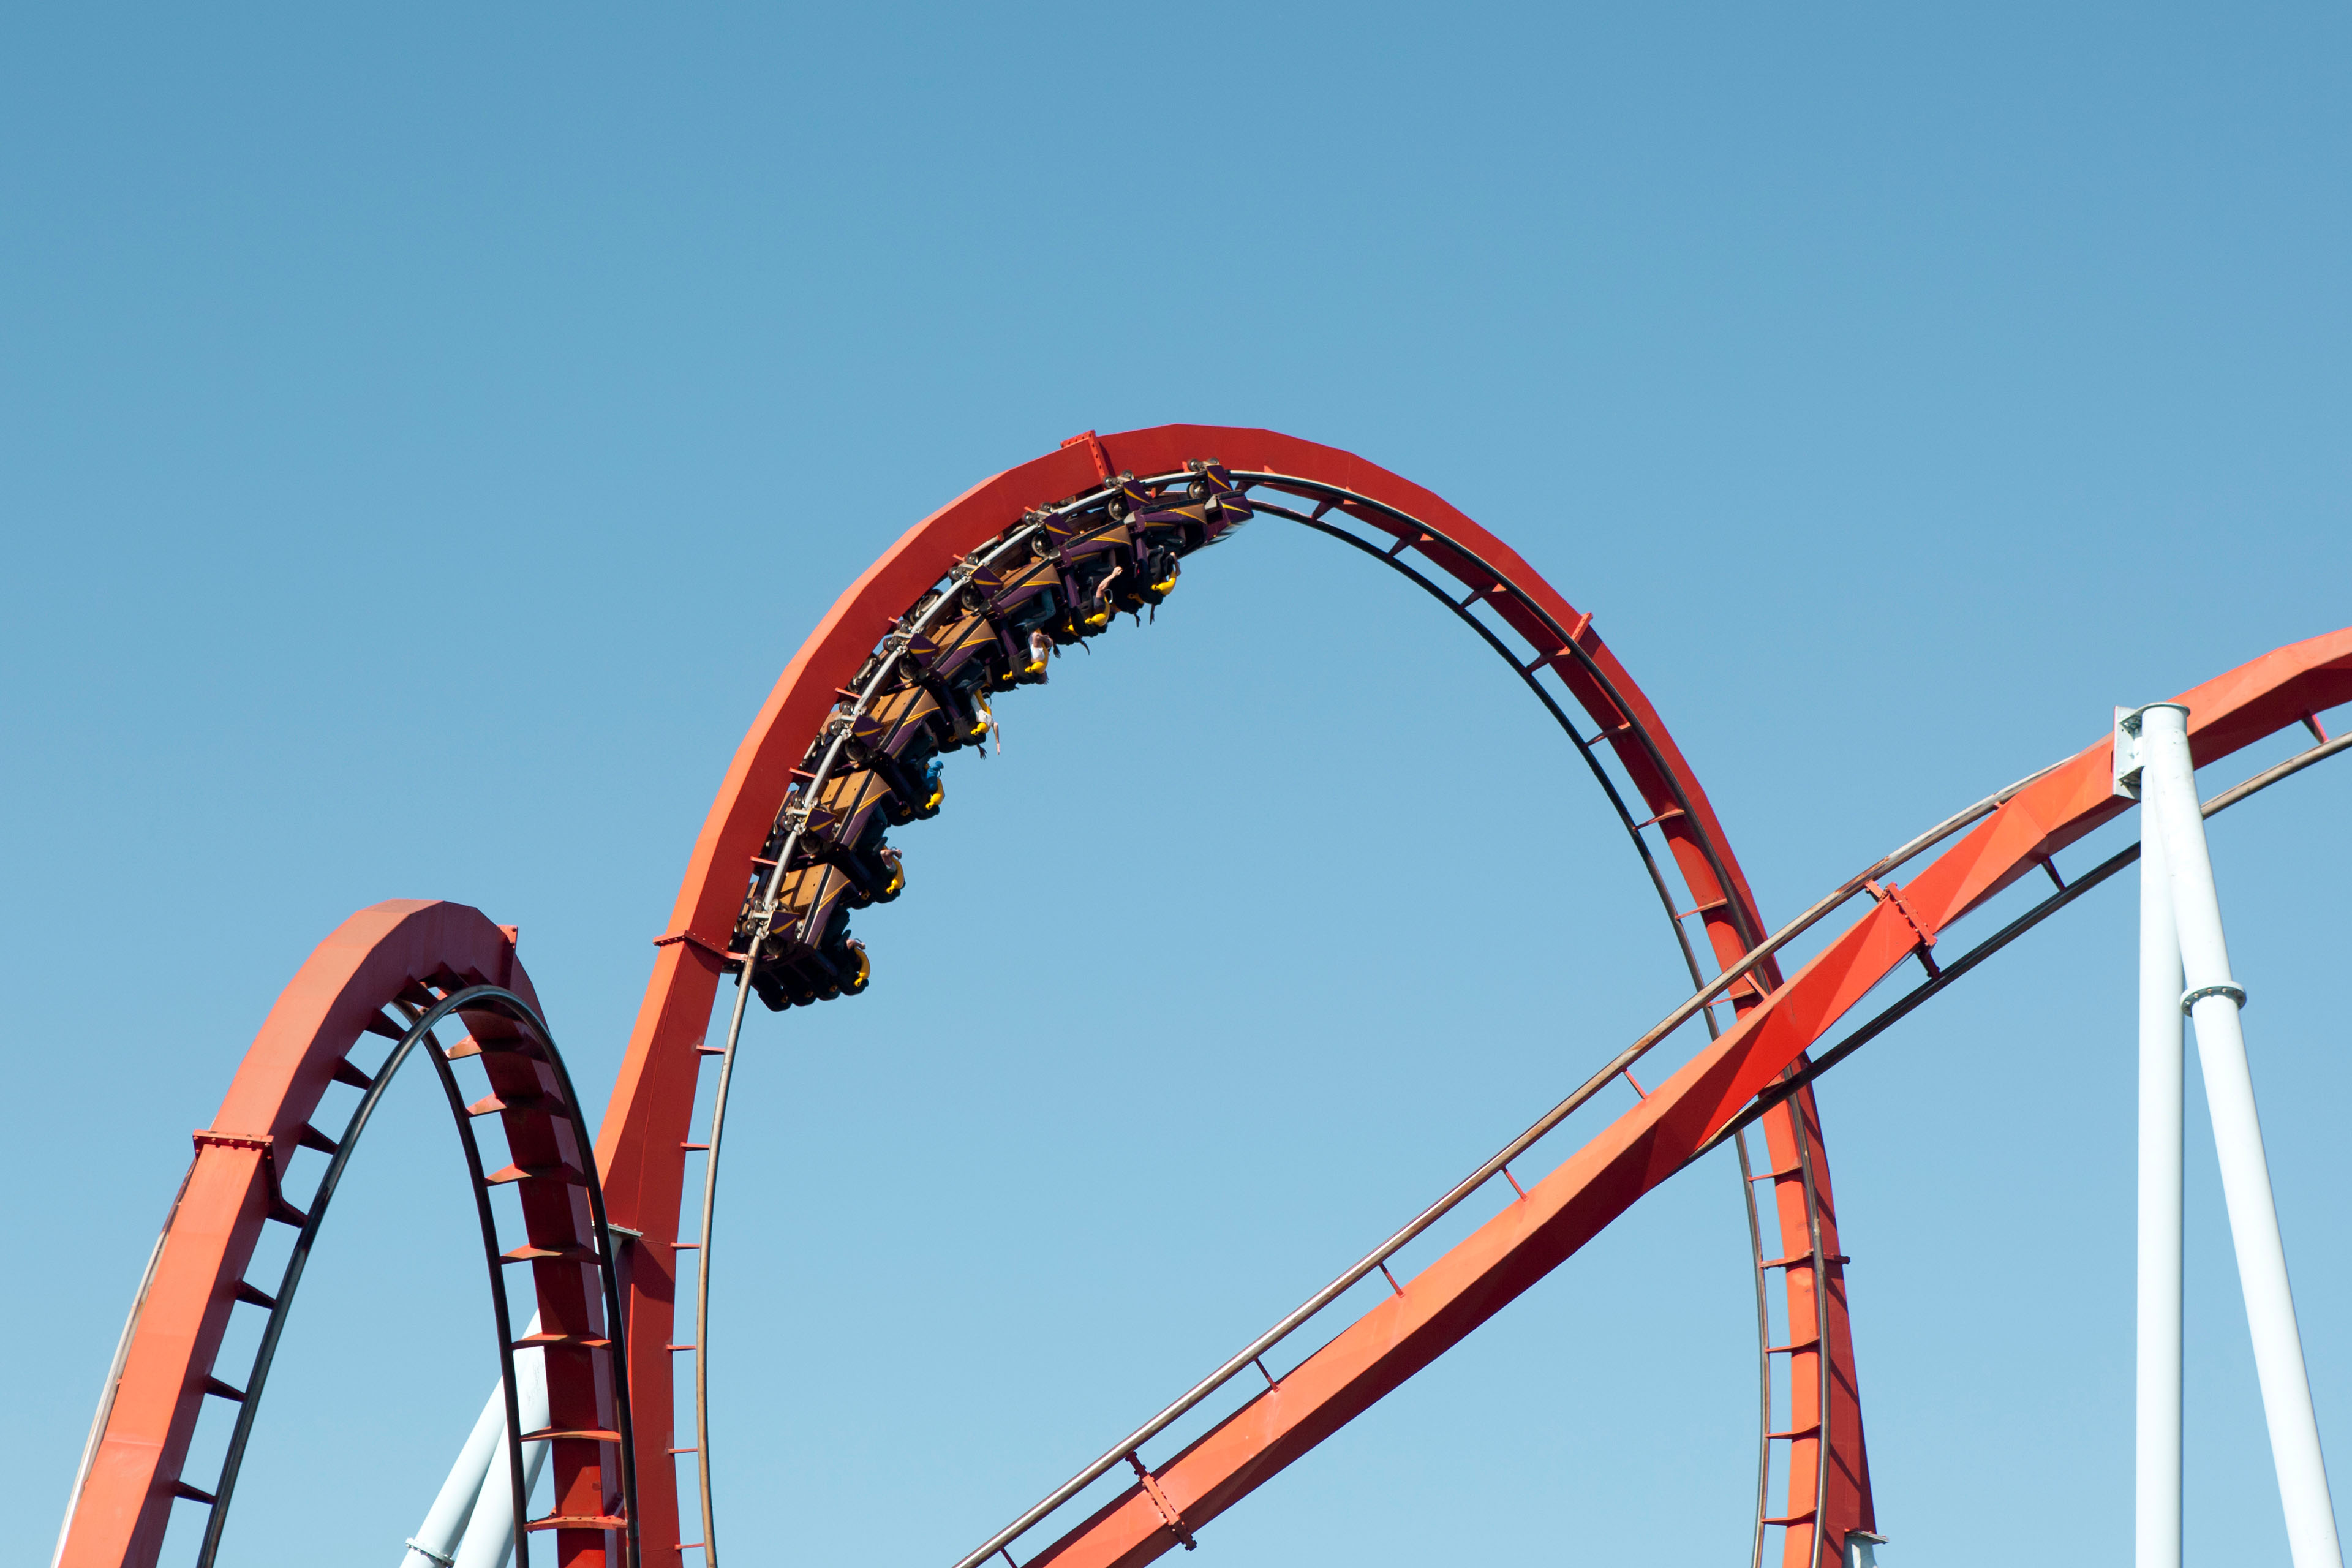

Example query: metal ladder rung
[486,1161,589,1187]
[526,1513,628,1532]
[501,1243,600,1264]
[467,1090,568,1118]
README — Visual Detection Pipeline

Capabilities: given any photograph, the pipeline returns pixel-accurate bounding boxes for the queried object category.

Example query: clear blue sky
[5,6,2348,1566]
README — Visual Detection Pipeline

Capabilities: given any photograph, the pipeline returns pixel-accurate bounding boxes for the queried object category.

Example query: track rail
[1253,484,1862,1568]
[51,903,636,1568]
[595,426,1869,1568]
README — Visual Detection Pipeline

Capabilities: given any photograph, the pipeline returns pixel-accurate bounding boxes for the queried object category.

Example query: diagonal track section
[989,631,2352,1568]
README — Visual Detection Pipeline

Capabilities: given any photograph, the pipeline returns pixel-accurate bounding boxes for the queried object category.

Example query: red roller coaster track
[53,426,2352,1568]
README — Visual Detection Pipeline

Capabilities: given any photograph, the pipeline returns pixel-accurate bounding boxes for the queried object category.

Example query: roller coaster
[51,426,2352,1568]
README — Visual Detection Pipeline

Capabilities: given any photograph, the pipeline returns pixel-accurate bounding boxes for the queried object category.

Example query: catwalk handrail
[948,753,2064,1568]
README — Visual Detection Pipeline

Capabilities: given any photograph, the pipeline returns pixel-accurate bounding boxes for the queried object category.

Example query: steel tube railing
[949,758,2058,1568]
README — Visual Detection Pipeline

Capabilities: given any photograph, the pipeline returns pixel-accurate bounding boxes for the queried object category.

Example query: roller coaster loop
[51,425,2352,1568]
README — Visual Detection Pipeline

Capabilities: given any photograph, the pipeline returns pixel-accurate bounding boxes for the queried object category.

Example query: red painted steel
[57,901,628,1568]
[59,415,2352,1568]
[1756,1086,1869,1561]
[61,903,532,1568]
[586,426,1866,1567]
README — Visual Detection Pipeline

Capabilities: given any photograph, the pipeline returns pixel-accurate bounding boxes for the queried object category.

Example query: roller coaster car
[845,734,944,826]
[910,616,1002,688]
[910,678,990,751]
[995,595,1062,673]
[971,628,1049,688]
[895,753,945,821]
[746,468,1263,1016]
[1016,631,1054,679]
[970,561,1079,665]
[1128,461,1254,549]
[750,918,869,1012]
[1103,475,1154,527]
[833,838,904,910]
[1071,587,1115,634]
[786,807,906,912]
[1131,545,1179,606]
[1052,554,1121,635]
[899,627,1005,737]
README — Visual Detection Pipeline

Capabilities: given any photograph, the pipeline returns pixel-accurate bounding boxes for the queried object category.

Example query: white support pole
[405,1317,551,1568]
[453,1346,552,1568]
[2137,756,2185,1568]
[2141,702,2345,1568]
[402,1387,505,1568]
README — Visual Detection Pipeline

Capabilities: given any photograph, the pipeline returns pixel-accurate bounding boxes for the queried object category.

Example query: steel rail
[116,971,630,1568]
[1257,493,1819,1545]
[686,483,1129,1566]
[49,902,627,1568]
[1253,490,1871,1562]
[1736,1052,1843,1568]
[1255,498,1719,1016]
[1256,492,1854,1558]
[418,992,540,1568]
[1736,1129,1773,1568]
[950,742,2068,1568]
[1242,472,1770,954]
[418,984,641,1568]
[508,982,644,1568]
